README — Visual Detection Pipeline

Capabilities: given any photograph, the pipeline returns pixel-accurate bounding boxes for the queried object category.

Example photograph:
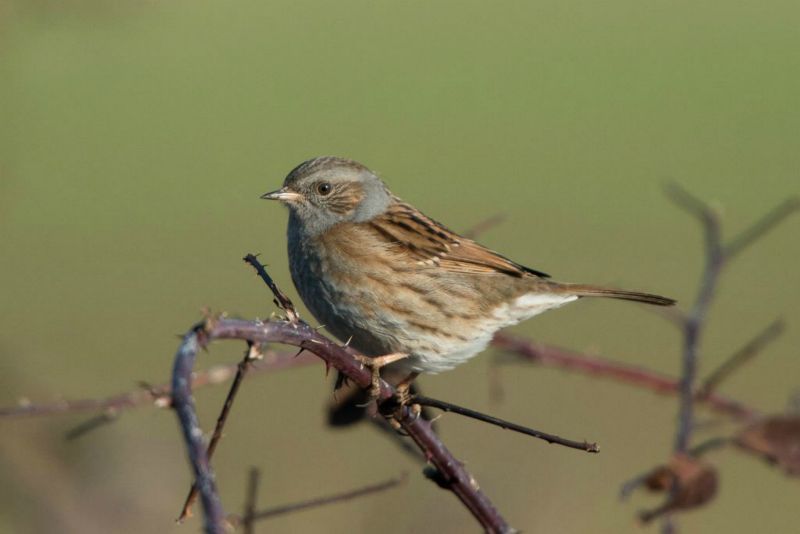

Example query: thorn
[324,360,332,377]
[343,336,353,348]
[247,344,264,361]
[314,324,327,331]
[293,348,306,358]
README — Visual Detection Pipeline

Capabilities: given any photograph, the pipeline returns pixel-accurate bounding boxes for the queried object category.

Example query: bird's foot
[385,371,421,431]
[354,352,408,405]
[395,371,420,407]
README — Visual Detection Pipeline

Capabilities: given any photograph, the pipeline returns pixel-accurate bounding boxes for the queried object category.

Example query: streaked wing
[366,200,550,278]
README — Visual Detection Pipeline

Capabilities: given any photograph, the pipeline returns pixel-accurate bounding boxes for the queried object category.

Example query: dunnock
[262,156,674,395]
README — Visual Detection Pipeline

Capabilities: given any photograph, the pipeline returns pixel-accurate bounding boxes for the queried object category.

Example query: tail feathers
[560,284,676,306]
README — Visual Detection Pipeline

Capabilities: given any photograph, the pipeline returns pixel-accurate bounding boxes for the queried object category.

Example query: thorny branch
[170,254,521,533]
[171,328,226,533]
[178,342,262,522]
[0,350,317,423]
[170,317,512,533]
[243,253,299,322]
[1,334,761,425]
[2,198,795,532]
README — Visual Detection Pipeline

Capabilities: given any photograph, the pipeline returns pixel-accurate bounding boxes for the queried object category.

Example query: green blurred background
[1,1,798,532]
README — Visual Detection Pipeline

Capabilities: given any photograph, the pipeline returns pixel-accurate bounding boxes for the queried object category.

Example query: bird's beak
[260,187,303,203]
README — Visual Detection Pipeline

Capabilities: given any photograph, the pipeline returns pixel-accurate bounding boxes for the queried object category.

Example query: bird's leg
[395,372,420,407]
[382,372,423,431]
[353,352,408,403]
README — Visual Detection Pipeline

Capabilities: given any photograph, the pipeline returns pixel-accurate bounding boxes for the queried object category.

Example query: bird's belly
[289,246,492,373]
[289,238,576,374]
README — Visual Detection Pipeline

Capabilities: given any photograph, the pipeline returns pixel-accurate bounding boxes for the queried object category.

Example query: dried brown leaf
[734,415,800,476]
[639,454,718,523]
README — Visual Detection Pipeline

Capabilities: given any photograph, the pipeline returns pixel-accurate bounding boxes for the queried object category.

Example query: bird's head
[262,156,392,236]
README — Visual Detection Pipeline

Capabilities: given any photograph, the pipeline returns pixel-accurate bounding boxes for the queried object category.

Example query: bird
[262,156,675,401]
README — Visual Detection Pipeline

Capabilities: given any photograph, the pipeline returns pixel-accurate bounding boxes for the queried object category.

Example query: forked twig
[629,188,797,533]
[697,320,785,398]
[666,188,798,456]
[665,184,724,456]
[178,343,261,522]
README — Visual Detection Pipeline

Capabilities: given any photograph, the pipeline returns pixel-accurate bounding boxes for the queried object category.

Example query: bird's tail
[557,283,676,306]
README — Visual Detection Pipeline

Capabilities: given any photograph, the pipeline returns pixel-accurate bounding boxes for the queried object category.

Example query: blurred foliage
[0,1,798,532]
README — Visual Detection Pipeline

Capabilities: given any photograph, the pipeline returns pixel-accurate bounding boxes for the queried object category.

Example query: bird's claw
[354,352,408,406]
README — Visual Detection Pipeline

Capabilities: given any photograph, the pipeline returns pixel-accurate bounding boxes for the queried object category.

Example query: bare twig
[462,213,507,239]
[688,437,730,457]
[413,395,599,453]
[723,197,800,259]
[698,320,785,398]
[64,411,120,440]
[619,470,651,501]
[0,349,315,421]
[491,333,759,420]
[228,474,406,527]
[243,253,299,322]
[241,468,260,534]
[178,343,260,522]
[644,305,689,329]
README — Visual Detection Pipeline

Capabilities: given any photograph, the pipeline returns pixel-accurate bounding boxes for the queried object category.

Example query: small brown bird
[263,156,674,395]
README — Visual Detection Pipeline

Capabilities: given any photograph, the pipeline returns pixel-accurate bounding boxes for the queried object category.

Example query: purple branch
[170,327,225,533]
[171,315,513,533]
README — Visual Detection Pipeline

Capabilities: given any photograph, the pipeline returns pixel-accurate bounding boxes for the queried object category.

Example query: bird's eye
[316,182,332,196]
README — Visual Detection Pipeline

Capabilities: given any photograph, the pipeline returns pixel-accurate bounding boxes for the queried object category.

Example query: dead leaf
[735,415,800,476]
[639,454,718,523]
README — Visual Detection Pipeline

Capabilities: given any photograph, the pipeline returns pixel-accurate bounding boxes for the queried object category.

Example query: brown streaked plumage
[262,156,675,378]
